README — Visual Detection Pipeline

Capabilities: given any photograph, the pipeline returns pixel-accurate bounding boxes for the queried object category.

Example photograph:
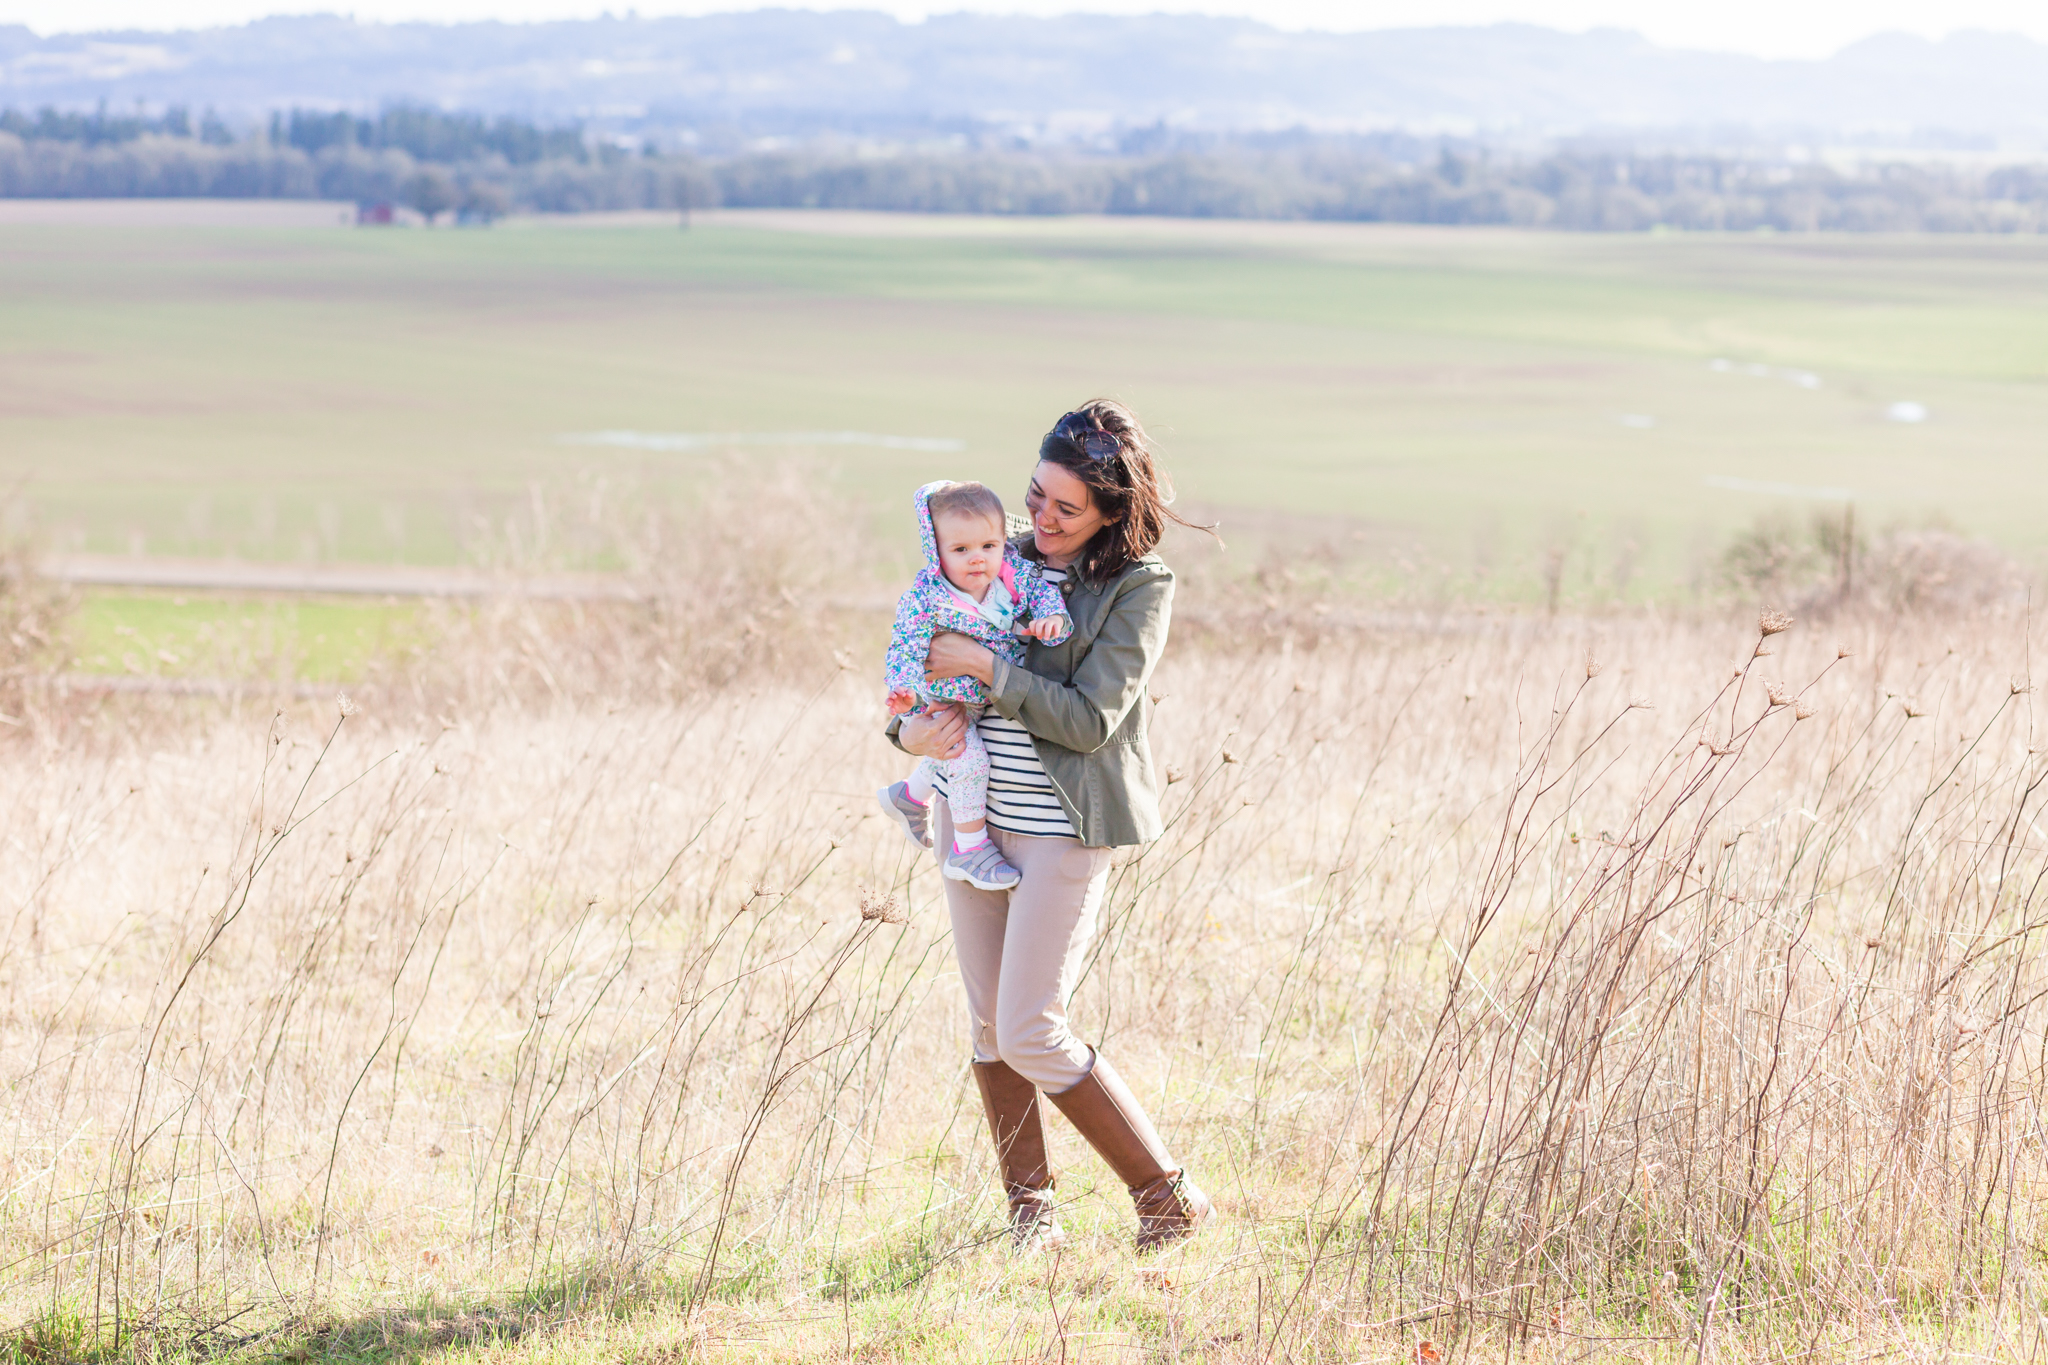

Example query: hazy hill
[2,12,2046,146]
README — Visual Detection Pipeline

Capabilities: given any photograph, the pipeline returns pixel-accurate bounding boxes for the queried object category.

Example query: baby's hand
[886,688,917,715]
[1020,616,1068,643]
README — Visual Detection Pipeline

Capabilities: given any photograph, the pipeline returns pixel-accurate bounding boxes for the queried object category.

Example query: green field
[5,213,2046,596]
[63,591,424,680]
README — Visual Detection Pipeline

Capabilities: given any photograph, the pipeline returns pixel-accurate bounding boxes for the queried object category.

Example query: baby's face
[933,511,1005,599]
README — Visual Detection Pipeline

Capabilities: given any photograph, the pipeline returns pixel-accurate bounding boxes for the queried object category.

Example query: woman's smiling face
[1026,460,1111,568]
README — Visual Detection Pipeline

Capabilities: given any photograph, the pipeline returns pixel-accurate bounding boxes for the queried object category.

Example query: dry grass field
[6,480,2048,1362]
[6,208,2048,1362]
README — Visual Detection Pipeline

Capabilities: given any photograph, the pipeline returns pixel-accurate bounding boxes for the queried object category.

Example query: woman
[889,399,1212,1253]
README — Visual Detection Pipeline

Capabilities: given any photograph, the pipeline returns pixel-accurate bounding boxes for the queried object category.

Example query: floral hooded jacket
[883,480,1072,709]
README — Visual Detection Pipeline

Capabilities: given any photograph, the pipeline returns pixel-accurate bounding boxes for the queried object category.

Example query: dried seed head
[1865,935,1883,949]
[1759,608,1793,636]
[1585,650,1602,679]
[1754,642,1774,658]
[2013,679,2033,696]
[1794,700,1818,721]
[1766,682,1792,707]
[1221,750,1239,764]
[1627,696,1653,710]
[858,887,905,924]
[336,691,358,719]
[1164,765,1185,785]
[1837,645,1853,659]
[1903,702,1926,719]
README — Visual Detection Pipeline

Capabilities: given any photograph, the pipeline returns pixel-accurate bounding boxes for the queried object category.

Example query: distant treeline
[0,104,684,214]
[716,150,2048,231]
[720,145,2048,231]
[3,103,2046,231]
[0,104,236,147]
[270,107,588,165]
[0,103,586,162]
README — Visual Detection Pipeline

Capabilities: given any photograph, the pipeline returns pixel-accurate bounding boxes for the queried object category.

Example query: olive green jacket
[889,550,1173,848]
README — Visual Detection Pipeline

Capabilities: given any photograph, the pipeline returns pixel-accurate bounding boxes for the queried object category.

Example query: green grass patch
[63,590,427,682]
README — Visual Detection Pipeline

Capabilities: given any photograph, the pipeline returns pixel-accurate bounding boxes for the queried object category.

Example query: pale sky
[4,0,2046,61]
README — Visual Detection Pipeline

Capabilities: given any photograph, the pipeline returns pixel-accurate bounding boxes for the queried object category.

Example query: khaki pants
[935,802,1113,1092]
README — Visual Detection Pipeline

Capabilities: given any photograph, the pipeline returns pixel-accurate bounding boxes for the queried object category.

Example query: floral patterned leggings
[914,713,991,824]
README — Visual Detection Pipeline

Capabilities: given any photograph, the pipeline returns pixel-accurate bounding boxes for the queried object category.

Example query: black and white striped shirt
[932,566,1077,839]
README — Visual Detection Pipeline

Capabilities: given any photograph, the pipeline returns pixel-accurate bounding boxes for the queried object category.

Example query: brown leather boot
[1046,1052,1213,1253]
[973,1060,1064,1249]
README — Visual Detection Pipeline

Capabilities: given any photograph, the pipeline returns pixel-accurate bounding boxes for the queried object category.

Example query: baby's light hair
[926,481,1006,531]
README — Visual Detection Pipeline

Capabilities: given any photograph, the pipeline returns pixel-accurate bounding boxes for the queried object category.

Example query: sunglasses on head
[1050,414,1122,462]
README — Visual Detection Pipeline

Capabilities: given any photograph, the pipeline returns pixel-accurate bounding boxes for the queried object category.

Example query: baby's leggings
[915,720,991,824]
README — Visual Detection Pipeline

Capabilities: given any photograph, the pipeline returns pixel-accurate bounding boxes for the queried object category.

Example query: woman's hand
[925,631,997,687]
[899,701,969,760]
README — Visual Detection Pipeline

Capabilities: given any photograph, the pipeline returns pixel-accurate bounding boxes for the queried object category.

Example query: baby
[877,480,1072,890]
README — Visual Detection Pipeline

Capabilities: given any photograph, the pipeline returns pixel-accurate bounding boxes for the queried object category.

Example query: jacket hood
[912,480,947,578]
[915,480,1018,600]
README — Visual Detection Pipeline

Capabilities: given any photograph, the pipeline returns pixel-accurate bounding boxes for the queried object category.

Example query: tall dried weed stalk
[0,537,68,729]
[3,484,2048,1359]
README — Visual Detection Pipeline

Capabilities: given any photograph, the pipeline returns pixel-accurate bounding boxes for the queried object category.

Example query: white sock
[905,768,935,804]
[953,825,990,854]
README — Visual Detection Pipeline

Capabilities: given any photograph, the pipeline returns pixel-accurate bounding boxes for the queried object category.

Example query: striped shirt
[932,566,1077,839]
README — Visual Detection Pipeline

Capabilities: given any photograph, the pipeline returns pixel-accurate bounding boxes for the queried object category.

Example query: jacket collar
[1012,536,1165,599]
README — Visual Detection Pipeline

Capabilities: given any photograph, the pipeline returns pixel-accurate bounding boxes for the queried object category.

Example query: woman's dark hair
[1033,399,1215,585]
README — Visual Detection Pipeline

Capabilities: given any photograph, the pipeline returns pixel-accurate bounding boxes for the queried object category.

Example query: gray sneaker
[944,840,1022,891]
[877,782,932,849]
